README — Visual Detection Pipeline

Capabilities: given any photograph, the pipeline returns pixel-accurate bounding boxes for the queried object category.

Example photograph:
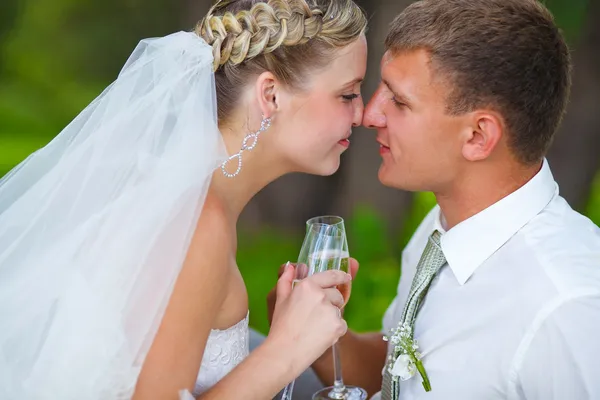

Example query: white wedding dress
[0,32,253,399]
[193,312,250,396]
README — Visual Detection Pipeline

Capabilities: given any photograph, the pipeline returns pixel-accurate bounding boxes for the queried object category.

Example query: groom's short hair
[385,0,571,165]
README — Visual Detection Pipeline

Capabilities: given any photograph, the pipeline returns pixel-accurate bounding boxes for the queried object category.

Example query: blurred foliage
[0,0,597,335]
[543,0,590,42]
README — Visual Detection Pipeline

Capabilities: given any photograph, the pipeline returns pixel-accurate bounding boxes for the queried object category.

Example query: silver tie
[381,230,446,400]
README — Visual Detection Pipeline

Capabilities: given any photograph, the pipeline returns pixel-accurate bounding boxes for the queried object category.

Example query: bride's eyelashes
[342,93,360,102]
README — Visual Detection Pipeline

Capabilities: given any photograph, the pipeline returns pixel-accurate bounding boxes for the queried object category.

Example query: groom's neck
[434,160,542,230]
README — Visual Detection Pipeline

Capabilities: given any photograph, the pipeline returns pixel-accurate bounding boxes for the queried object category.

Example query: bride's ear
[255,71,279,118]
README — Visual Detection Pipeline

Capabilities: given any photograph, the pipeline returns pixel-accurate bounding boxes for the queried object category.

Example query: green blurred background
[1,0,598,335]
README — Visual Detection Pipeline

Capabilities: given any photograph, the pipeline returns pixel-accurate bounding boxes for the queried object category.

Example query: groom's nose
[363,85,386,129]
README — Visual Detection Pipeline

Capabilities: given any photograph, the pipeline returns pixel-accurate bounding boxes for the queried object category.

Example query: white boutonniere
[384,322,432,392]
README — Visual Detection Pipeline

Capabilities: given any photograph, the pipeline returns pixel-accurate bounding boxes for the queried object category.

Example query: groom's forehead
[379,49,448,105]
[381,50,433,85]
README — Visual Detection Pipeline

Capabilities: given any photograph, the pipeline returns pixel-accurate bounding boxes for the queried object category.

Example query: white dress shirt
[371,160,600,400]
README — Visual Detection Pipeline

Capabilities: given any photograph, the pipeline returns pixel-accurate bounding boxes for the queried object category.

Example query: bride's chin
[294,153,341,176]
[316,158,342,177]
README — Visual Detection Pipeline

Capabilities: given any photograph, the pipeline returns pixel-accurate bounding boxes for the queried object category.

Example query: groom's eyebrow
[382,79,414,105]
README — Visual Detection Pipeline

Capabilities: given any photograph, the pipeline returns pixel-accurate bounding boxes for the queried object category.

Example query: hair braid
[198,0,329,71]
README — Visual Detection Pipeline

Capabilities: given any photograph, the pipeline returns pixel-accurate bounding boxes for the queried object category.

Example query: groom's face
[363,49,466,192]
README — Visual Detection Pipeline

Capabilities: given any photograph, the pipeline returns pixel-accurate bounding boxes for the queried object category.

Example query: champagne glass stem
[281,379,295,400]
[331,342,347,396]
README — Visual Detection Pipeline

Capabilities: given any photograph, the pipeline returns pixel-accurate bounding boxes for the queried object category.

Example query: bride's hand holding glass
[266,258,360,328]
[266,265,351,376]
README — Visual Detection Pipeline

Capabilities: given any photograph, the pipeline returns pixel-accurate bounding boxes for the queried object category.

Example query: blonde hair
[196,0,367,123]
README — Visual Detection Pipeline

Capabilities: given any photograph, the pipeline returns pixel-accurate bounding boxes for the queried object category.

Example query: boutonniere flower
[384,322,432,392]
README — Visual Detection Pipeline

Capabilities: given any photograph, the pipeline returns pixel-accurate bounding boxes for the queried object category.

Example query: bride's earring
[221,115,272,178]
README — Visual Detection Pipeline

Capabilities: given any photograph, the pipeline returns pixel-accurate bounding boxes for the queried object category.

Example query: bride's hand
[266,258,360,326]
[265,264,352,373]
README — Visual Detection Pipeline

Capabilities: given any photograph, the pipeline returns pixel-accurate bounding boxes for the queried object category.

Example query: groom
[262,0,600,399]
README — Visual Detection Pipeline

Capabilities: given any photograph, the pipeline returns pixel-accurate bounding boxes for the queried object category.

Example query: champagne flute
[281,223,346,400]
[307,216,367,400]
[305,216,351,302]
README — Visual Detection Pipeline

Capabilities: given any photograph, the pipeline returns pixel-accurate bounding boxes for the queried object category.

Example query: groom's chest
[392,253,542,399]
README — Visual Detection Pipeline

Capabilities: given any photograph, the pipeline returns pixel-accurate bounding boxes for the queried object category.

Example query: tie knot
[430,230,442,247]
[420,230,446,276]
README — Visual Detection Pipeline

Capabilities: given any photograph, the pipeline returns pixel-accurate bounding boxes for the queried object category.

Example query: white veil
[0,31,227,399]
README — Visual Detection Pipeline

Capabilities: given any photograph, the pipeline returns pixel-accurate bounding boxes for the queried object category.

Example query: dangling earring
[221,114,272,178]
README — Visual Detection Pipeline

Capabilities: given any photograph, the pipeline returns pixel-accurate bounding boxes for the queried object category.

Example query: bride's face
[274,35,368,176]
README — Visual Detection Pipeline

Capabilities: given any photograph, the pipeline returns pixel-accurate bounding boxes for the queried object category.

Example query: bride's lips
[338,138,350,148]
[338,131,352,148]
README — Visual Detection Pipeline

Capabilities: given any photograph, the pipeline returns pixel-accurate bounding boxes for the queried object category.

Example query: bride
[0,0,367,399]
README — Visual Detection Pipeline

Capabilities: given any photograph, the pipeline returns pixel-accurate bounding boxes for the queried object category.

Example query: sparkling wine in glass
[305,216,352,303]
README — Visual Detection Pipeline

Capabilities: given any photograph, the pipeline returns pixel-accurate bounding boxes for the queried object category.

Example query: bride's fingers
[308,270,351,288]
[348,258,359,280]
[337,282,352,305]
[277,262,294,278]
[275,263,295,302]
[323,287,345,309]
[331,309,348,339]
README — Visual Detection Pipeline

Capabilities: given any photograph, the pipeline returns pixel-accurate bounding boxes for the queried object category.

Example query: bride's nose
[352,96,364,127]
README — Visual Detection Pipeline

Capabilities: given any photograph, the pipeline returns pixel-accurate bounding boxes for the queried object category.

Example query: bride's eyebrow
[341,77,364,88]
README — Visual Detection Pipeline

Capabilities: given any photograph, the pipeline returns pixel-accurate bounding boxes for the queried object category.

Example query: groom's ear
[461,110,504,162]
[255,71,280,118]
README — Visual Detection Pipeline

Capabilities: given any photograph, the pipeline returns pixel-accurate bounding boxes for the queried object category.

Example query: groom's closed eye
[391,97,408,108]
[382,79,413,110]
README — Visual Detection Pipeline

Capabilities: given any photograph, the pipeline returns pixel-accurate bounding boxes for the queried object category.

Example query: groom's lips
[377,139,391,155]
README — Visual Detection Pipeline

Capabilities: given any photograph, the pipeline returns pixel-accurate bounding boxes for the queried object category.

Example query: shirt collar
[433,158,558,285]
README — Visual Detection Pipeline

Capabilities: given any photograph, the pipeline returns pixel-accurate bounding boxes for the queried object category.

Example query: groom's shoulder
[520,195,600,293]
[525,194,600,257]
